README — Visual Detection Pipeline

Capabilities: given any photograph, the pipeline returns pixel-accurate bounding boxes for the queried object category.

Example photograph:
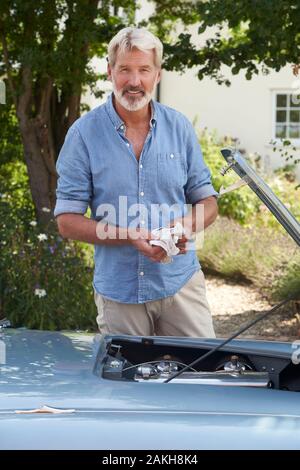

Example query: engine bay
[94,336,300,391]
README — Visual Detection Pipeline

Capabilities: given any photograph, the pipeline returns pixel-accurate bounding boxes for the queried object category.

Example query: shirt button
[140,164,143,169]
[140,220,145,225]
[120,125,124,129]
[170,153,174,158]
[140,191,144,196]
[140,271,144,276]
[126,142,130,147]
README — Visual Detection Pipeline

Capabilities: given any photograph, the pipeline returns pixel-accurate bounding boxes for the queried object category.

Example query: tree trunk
[17,69,81,225]
[18,118,57,225]
[17,71,55,224]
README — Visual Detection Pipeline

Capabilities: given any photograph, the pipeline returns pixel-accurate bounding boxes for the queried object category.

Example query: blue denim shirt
[54,94,218,303]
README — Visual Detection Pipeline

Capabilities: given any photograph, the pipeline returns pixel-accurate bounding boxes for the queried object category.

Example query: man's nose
[128,72,142,88]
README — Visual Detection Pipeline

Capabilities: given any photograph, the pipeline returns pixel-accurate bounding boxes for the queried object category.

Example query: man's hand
[128,228,167,263]
[174,233,189,255]
[168,197,218,253]
[167,218,193,255]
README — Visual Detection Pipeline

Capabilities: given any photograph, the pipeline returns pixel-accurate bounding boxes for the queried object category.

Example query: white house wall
[160,65,300,178]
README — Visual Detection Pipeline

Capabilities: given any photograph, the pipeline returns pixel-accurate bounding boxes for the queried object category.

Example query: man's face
[107,48,161,112]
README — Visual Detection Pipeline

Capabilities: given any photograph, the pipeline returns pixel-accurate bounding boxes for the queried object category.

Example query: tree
[0,0,135,224]
[1,1,300,225]
[150,0,300,85]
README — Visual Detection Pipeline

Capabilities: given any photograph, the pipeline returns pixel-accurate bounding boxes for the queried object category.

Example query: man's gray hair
[108,27,163,68]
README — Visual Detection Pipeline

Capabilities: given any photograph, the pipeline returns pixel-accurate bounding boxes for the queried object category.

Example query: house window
[274,93,300,140]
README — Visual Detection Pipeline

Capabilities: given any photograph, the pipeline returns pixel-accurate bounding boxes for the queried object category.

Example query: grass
[197,216,300,302]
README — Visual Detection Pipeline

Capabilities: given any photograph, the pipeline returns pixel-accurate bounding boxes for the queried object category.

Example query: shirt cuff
[186,184,219,205]
[54,199,88,217]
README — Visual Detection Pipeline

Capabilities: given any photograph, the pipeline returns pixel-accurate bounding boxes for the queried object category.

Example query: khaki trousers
[94,269,215,337]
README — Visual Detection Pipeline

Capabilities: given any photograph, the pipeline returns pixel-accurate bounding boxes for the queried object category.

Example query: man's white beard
[112,79,156,111]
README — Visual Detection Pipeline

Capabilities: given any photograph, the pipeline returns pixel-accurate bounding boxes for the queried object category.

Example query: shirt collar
[105,93,157,131]
[150,101,157,128]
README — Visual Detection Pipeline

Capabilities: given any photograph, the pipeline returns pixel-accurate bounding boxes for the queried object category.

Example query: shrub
[199,130,261,223]
[0,103,23,164]
[0,162,96,330]
[272,255,300,302]
[199,217,300,302]
[200,129,300,230]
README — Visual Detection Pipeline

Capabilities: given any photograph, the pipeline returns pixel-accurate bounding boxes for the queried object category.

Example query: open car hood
[220,147,300,247]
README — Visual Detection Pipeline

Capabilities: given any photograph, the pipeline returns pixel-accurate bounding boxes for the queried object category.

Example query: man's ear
[107,63,112,82]
[156,68,161,84]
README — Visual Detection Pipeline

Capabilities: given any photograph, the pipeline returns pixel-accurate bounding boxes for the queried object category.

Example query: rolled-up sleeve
[184,120,218,204]
[54,126,92,217]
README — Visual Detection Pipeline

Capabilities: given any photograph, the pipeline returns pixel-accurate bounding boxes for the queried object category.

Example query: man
[54,27,218,337]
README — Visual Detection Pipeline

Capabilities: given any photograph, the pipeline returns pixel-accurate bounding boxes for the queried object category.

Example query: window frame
[272,90,300,146]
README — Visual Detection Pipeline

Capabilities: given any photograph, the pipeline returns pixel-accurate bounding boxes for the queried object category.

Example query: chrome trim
[135,370,271,387]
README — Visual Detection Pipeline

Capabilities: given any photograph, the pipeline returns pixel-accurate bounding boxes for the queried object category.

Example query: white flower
[37,233,48,242]
[42,207,51,213]
[30,221,37,226]
[34,288,47,298]
[12,251,17,255]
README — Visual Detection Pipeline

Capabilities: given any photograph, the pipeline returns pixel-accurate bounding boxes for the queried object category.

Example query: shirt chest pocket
[157,152,187,190]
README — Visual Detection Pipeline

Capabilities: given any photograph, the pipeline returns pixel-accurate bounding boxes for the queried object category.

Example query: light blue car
[0,149,299,450]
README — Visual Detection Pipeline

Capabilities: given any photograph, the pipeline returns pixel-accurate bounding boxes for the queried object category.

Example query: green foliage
[271,139,300,166]
[271,139,300,190]
[274,164,298,183]
[151,0,300,85]
[0,1,137,94]
[0,103,22,164]
[0,1,150,220]
[0,161,96,330]
[200,130,261,223]
[199,217,300,301]
[273,255,300,301]
[2,1,299,223]
[250,175,300,235]
[199,129,300,228]
[199,217,286,286]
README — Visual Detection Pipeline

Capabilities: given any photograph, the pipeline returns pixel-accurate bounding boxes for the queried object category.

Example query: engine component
[224,355,251,371]
[135,369,271,387]
[135,365,160,380]
[156,361,179,375]
[215,355,253,372]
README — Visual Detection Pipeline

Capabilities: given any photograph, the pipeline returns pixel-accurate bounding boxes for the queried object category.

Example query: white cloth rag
[149,222,185,263]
